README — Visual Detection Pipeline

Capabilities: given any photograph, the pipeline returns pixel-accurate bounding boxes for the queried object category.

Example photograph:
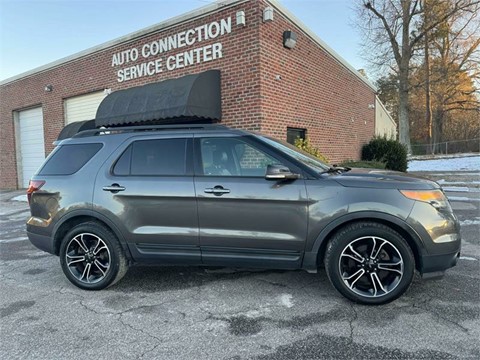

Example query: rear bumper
[27,230,55,255]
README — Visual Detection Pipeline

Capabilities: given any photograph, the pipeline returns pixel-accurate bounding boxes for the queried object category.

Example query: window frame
[110,135,194,177]
[193,134,303,178]
[286,127,306,145]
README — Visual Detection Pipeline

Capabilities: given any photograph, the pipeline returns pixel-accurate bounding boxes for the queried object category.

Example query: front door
[194,135,308,268]
[94,134,200,264]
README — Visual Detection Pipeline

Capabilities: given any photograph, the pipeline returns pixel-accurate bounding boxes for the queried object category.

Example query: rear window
[39,143,103,175]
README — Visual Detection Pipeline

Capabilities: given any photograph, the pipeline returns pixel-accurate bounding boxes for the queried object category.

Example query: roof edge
[266,0,377,92]
[0,0,246,86]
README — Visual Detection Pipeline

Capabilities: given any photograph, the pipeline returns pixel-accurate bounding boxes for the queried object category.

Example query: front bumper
[407,201,461,277]
[420,250,460,279]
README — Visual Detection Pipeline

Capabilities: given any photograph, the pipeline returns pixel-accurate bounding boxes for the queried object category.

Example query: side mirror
[265,164,300,180]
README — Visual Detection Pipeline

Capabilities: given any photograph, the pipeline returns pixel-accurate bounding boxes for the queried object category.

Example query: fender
[302,211,426,271]
[52,209,133,259]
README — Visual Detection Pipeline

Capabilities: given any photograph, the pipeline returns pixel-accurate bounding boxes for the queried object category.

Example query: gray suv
[26,125,461,305]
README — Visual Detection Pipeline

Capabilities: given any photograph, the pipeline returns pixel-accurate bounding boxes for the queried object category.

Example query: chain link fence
[411,138,480,155]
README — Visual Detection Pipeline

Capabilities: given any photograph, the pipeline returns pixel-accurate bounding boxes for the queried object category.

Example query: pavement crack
[420,306,470,333]
[348,304,358,344]
[118,315,163,358]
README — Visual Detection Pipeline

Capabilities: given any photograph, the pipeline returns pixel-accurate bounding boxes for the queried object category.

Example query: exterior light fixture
[44,85,53,92]
[263,7,274,22]
[283,30,297,49]
[236,11,245,26]
[368,104,375,109]
[104,88,112,95]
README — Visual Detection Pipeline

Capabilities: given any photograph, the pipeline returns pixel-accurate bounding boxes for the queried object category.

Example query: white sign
[112,17,232,83]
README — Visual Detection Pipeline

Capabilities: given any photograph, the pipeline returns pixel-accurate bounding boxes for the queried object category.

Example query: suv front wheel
[325,222,415,305]
[59,222,128,290]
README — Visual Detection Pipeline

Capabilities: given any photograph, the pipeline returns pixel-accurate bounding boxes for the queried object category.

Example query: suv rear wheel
[325,222,415,305]
[59,222,128,290]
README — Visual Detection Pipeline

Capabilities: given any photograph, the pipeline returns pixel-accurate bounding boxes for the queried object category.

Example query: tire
[59,222,128,290]
[324,222,415,305]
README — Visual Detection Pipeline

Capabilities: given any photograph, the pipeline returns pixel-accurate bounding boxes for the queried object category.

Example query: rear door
[93,134,200,264]
[194,134,309,269]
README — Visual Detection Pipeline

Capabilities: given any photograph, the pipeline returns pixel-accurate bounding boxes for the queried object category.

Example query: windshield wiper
[319,166,351,175]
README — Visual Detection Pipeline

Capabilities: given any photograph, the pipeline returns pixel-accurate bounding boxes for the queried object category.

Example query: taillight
[26,180,45,204]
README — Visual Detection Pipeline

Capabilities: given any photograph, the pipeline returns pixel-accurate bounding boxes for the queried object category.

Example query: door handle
[204,186,230,196]
[103,184,126,193]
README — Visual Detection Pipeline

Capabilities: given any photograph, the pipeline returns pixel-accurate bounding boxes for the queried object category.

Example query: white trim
[13,111,23,189]
[267,0,376,91]
[0,0,247,86]
[375,95,396,127]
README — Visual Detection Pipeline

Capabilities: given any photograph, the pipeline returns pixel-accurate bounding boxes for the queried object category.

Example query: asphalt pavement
[0,171,479,360]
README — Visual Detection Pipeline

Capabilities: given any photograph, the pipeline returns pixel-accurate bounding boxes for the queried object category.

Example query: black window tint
[200,138,278,177]
[287,128,306,145]
[113,145,132,175]
[39,143,102,175]
[130,139,187,176]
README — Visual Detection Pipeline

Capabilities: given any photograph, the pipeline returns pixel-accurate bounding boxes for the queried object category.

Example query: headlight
[399,189,451,211]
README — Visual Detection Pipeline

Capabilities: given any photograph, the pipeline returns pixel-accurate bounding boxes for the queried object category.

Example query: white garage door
[64,91,107,124]
[18,107,45,188]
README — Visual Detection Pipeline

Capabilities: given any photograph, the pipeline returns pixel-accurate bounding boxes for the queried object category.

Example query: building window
[287,128,306,145]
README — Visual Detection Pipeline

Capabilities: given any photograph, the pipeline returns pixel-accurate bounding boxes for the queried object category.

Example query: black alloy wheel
[325,222,415,305]
[59,222,128,290]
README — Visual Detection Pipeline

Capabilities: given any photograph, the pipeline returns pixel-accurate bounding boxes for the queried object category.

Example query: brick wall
[0,1,262,189]
[0,0,375,189]
[257,0,375,164]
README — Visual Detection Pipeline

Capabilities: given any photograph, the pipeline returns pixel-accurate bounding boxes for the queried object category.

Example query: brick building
[0,0,380,189]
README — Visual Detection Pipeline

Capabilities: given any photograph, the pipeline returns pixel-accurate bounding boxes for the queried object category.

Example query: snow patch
[447,196,480,202]
[460,219,480,226]
[0,237,29,243]
[438,179,480,185]
[279,294,294,308]
[442,186,470,193]
[408,155,480,172]
[459,256,477,261]
[10,194,27,202]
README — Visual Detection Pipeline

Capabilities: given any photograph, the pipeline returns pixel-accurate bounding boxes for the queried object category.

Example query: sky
[0,0,367,82]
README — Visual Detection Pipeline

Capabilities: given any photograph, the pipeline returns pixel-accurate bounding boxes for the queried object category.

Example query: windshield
[257,135,330,172]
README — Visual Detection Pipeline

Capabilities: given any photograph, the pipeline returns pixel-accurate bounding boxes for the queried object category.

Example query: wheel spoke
[371,272,386,296]
[341,253,364,263]
[93,260,107,276]
[346,245,365,263]
[80,263,91,282]
[92,237,101,254]
[369,273,378,296]
[93,245,107,256]
[370,237,387,260]
[73,235,89,253]
[343,268,366,289]
[378,260,403,275]
[66,254,85,266]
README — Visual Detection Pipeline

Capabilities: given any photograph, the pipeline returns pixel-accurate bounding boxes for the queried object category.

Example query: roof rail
[72,123,228,138]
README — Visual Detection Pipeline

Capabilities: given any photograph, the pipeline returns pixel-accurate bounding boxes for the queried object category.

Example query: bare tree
[356,0,479,152]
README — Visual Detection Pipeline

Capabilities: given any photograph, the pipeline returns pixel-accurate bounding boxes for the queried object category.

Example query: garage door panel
[18,107,45,188]
[65,91,106,124]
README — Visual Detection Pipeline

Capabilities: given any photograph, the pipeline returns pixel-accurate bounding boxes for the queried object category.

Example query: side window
[200,138,279,177]
[113,138,187,176]
[39,143,103,175]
